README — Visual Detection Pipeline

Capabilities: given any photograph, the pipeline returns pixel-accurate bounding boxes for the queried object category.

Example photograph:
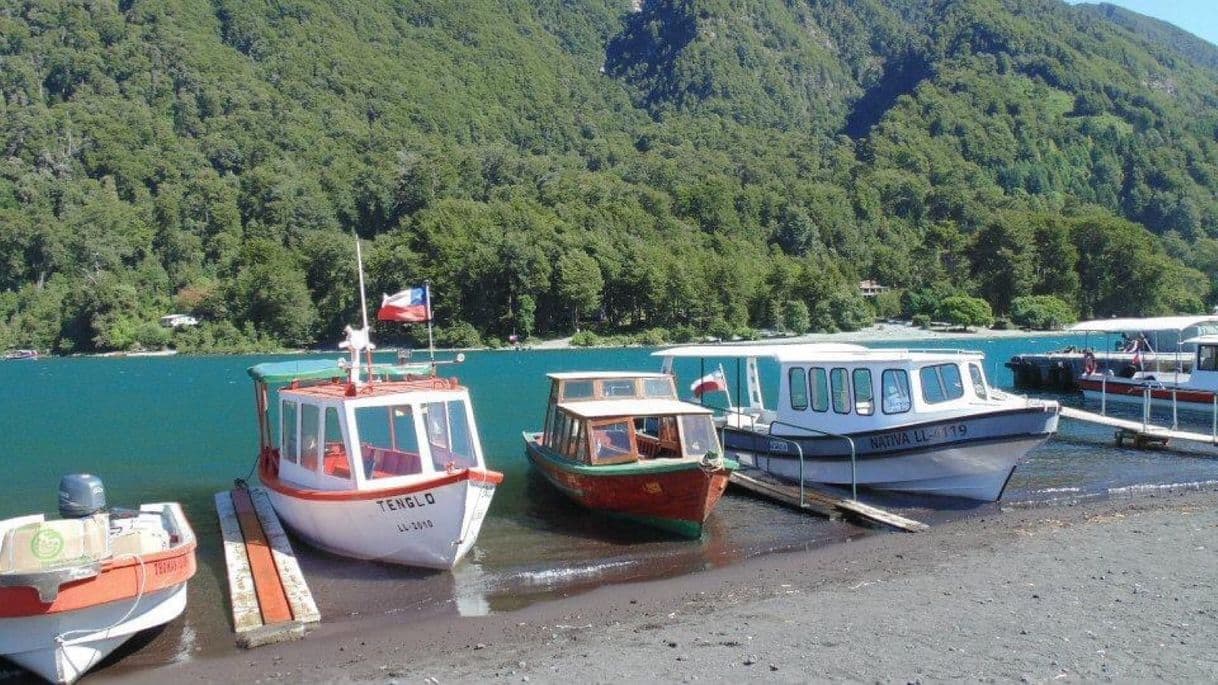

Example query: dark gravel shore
[108,487,1218,684]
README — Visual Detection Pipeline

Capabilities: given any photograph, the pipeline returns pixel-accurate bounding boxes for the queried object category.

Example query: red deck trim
[0,540,197,617]
[231,489,293,625]
[259,463,503,502]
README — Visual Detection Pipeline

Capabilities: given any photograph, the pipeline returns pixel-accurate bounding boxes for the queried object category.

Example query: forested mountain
[3,0,1218,353]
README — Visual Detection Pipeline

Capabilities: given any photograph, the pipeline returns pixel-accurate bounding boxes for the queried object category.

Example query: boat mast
[356,239,376,382]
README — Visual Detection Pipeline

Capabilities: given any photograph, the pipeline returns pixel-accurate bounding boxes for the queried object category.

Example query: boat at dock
[250,330,503,569]
[0,475,196,684]
[1077,334,1218,411]
[1006,315,1218,391]
[522,372,736,538]
[656,344,1060,502]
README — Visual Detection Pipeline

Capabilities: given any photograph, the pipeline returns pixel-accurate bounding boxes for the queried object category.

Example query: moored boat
[251,329,503,569]
[0,475,196,684]
[656,344,1060,502]
[1077,334,1218,412]
[4,349,39,360]
[522,372,736,538]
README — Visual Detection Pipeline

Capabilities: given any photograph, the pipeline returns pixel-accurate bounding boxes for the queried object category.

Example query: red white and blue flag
[690,369,727,397]
[378,286,431,323]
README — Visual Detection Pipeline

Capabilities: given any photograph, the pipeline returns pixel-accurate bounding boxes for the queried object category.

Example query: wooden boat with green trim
[523,372,736,538]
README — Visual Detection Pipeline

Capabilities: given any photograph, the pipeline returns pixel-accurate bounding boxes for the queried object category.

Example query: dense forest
[3,0,1218,353]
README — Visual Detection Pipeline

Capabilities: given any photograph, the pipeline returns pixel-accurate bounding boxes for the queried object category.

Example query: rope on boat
[699,452,725,475]
[54,552,148,677]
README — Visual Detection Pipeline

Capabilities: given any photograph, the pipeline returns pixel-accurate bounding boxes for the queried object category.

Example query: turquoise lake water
[5,332,1218,673]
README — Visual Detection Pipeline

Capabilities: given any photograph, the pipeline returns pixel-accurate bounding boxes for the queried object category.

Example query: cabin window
[788,367,808,410]
[589,419,635,464]
[425,401,478,471]
[853,369,874,416]
[968,364,988,399]
[643,378,675,399]
[355,405,423,479]
[601,379,636,398]
[920,364,965,404]
[321,407,349,479]
[830,368,850,414]
[1200,346,1218,371]
[281,401,299,463]
[810,368,829,412]
[561,381,595,401]
[300,404,320,472]
[881,370,911,414]
[679,415,718,458]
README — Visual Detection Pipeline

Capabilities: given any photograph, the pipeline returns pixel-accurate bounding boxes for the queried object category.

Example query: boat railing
[708,404,859,502]
[900,348,984,357]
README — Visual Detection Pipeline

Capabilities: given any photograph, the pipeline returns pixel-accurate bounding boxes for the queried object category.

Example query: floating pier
[730,467,928,533]
[1006,351,1189,392]
[215,486,320,647]
[1060,406,1218,450]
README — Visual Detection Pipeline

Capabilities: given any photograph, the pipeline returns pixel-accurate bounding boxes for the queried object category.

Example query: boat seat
[0,516,109,575]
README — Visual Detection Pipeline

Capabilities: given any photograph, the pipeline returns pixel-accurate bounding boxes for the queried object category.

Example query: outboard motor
[58,473,106,518]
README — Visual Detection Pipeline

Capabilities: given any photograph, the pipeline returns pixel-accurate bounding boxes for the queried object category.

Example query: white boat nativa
[251,326,502,570]
[0,487,196,684]
[656,344,1060,502]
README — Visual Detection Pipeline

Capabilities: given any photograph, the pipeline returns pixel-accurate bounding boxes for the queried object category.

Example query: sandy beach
[105,486,1218,684]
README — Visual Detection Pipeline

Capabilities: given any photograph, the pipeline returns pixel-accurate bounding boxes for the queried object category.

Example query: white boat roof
[1182,335,1218,344]
[654,343,981,364]
[1068,315,1218,333]
[547,371,671,380]
[556,398,714,419]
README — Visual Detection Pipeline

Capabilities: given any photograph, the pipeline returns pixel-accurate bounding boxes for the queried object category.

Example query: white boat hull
[265,476,496,570]
[0,582,187,684]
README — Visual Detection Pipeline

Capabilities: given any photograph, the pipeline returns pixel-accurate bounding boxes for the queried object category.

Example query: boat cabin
[656,344,999,435]
[1183,335,1218,391]
[251,361,484,491]
[541,373,720,465]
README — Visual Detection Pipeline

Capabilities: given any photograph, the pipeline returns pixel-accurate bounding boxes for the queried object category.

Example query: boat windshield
[424,400,478,471]
[679,415,719,458]
[355,405,424,479]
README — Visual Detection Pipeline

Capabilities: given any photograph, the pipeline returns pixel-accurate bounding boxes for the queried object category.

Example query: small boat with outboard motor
[0,474,197,684]
[656,344,1060,502]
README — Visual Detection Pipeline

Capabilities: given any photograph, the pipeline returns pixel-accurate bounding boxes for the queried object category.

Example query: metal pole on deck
[1142,387,1150,432]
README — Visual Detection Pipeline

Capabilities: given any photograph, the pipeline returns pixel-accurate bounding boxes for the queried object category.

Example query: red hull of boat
[1078,377,1215,405]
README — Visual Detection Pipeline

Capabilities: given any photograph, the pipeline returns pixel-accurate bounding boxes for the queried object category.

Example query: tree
[783,300,811,335]
[556,252,603,332]
[936,296,993,330]
[1009,295,1075,330]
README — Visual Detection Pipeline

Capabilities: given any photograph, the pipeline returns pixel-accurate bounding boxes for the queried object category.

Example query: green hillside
[2,0,1218,353]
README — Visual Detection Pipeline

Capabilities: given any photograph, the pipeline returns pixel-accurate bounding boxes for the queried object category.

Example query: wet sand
[105,487,1218,683]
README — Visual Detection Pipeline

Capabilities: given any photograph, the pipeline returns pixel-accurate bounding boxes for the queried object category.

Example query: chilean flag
[378,286,431,323]
[690,369,727,397]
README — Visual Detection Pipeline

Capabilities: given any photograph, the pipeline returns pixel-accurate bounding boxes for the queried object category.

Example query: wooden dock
[1060,406,1218,449]
[729,467,928,533]
[215,486,320,647]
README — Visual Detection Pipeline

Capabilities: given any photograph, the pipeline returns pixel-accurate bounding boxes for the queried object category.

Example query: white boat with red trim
[1077,334,1218,410]
[656,344,1060,502]
[0,476,196,684]
[250,328,502,570]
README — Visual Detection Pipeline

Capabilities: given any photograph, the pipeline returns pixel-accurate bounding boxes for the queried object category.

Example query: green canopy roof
[248,359,432,384]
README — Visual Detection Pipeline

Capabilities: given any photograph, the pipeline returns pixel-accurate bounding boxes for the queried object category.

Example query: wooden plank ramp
[1060,406,1218,449]
[729,467,928,533]
[214,486,320,647]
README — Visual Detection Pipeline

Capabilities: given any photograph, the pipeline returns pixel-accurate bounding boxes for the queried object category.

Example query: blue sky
[1066,1,1218,47]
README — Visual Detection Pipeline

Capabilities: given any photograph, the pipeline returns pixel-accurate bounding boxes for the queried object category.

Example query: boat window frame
[809,367,829,413]
[920,363,966,404]
[642,377,676,399]
[830,367,851,415]
[853,368,874,416]
[788,367,809,411]
[351,403,427,482]
[968,363,988,400]
[881,369,912,414]
[1199,345,1218,371]
[281,400,299,463]
[587,417,638,464]
[678,414,720,458]
[300,403,321,473]
[320,406,353,484]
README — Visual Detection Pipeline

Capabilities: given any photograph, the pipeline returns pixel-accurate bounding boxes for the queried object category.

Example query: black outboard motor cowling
[58,473,106,518]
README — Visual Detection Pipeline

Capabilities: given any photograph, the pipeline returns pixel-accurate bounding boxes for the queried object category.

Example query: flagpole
[719,364,733,412]
[425,282,435,362]
[355,239,374,380]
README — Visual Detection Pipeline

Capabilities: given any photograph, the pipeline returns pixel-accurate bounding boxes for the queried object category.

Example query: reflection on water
[11,337,1218,678]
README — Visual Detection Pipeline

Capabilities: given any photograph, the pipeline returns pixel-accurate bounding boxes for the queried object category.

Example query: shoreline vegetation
[39,321,1080,358]
[106,487,1218,684]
